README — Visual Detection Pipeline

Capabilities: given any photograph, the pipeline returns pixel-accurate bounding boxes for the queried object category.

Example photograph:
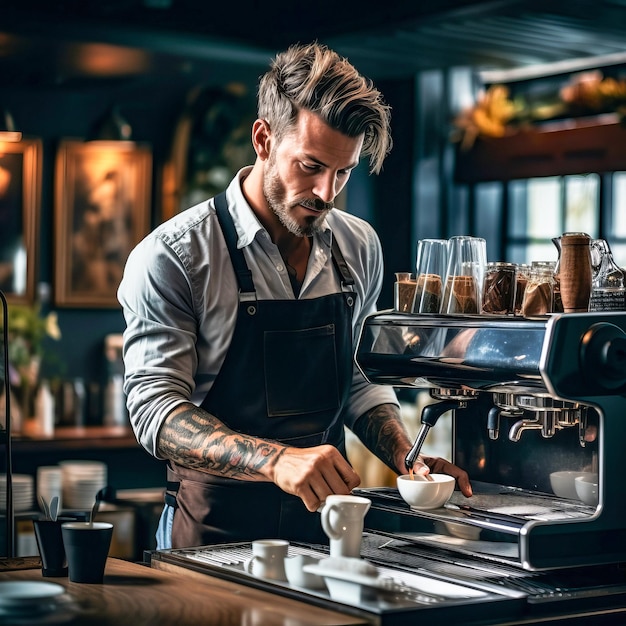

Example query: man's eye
[302,163,318,171]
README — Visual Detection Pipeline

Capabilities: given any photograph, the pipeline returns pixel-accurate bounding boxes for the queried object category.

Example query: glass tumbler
[412,239,448,313]
[440,236,487,314]
[394,272,417,312]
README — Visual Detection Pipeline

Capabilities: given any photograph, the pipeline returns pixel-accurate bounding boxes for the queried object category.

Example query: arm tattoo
[351,403,412,473]
[157,403,285,481]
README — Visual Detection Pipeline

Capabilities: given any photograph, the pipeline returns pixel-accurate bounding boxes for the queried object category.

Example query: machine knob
[580,322,626,391]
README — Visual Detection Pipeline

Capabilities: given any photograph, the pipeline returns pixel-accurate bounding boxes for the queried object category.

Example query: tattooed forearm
[157,403,286,481]
[351,403,412,473]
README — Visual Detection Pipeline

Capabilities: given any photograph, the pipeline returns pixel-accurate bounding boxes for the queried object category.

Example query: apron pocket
[264,324,340,417]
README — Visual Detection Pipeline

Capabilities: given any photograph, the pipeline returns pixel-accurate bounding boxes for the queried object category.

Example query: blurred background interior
[3,0,626,557]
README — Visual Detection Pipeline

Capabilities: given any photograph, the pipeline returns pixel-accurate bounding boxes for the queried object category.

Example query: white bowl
[574,474,599,506]
[549,471,585,500]
[397,473,455,510]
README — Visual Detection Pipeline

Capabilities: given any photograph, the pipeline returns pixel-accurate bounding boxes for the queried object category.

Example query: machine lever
[404,399,466,471]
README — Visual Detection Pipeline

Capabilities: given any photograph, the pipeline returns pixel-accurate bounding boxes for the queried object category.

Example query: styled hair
[257,42,392,174]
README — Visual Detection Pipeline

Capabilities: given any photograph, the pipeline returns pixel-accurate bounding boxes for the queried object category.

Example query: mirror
[0,138,41,303]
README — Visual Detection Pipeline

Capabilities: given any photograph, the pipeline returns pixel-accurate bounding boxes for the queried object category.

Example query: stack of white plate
[59,460,107,510]
[0,474,34,512]
[36,466,63,513]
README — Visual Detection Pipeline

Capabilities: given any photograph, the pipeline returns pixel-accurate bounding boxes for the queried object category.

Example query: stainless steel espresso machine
[354,311,626,575]
[149,310,626,625]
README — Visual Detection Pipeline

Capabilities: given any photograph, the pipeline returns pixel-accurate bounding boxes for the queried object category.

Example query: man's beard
[263,155,332,237]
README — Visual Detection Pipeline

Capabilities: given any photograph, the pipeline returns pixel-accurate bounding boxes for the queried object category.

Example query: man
[119,42,471,550]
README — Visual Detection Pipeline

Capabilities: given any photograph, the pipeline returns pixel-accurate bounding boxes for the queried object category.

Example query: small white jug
[320,494,371,558]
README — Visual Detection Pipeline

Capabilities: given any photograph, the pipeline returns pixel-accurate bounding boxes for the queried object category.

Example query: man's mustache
[300,199,333,212]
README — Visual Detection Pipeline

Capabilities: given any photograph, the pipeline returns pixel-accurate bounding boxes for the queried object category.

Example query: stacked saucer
[59,460,107,510]
[0,474,34,512]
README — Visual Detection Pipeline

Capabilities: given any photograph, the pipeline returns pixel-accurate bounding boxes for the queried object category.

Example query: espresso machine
[147,310,626,624]
[354,310,626,573]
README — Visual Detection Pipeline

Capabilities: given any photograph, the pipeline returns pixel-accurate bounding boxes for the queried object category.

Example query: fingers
[420,456,473,497]
[409,462,432,480]
[273,445,362,512]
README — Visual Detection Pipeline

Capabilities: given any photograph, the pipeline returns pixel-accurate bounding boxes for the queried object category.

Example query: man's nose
[312,173,338,204]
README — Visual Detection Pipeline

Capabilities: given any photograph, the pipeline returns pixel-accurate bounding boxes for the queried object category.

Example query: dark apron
[167,192,357,548]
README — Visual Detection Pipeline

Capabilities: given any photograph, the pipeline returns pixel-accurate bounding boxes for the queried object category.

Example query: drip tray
[356,484,593,522]
[149,536,525,625]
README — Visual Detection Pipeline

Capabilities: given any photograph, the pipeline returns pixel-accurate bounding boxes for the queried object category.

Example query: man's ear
[251,119,272,160]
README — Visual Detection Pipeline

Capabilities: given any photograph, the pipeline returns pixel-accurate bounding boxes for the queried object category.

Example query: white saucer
[0,581,65,609]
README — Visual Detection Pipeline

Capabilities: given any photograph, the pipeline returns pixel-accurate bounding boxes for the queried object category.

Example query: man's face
[263,110,364,237]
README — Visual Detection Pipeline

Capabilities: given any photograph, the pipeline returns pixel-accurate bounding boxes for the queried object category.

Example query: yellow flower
[45,312,62,341]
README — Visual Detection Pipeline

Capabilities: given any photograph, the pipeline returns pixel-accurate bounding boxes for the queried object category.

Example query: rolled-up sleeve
[118,234,200,458]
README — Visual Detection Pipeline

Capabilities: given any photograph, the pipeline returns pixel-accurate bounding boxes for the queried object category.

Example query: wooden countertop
[0,557,370,625]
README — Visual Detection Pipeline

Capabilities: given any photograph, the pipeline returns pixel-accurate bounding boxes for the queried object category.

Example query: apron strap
[330,235,355,289]
[165,464,180,509]
[214,191,256,295]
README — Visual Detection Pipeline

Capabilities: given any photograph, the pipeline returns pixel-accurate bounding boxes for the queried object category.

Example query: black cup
[33,519,69,577]
[61,521,113,584]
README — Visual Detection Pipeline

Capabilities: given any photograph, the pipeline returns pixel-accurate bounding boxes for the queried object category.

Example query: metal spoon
[49,496,59,522]
[39,495,50,520]
[89,498,100,526]
[89,487,109,526]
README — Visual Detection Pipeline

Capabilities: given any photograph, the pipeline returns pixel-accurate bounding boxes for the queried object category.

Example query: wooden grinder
[558,232,592,313]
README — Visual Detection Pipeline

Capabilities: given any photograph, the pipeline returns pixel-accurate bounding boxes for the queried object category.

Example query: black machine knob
[580,322,626,391]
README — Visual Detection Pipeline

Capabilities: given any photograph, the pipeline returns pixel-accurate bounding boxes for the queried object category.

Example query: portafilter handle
[404,399,466,471]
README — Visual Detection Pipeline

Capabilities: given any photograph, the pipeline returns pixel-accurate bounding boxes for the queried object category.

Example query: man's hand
[414,455,473,498]
[270,444,361,512]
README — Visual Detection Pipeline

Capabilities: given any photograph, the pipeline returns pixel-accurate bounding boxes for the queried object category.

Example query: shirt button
[276,264,284,272]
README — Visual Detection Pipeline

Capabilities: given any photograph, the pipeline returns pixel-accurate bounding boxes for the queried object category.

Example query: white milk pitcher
[320,494,371,558]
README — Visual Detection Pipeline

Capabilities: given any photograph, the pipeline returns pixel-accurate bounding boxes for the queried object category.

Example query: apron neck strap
[330,236,355,289]
[214,191,256,295]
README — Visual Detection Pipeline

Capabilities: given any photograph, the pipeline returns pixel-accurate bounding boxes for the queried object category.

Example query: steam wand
[404,399,467,471]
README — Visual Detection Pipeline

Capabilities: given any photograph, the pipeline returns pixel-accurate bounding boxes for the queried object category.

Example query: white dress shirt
[118,167,398,458]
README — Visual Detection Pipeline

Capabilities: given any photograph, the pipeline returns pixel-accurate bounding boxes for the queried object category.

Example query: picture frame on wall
[0,138,41,304]
[54,140,152,307]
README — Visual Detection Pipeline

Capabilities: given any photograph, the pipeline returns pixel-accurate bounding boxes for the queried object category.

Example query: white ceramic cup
[245,539,288,581]
[284,554,325,589]
[320,494,371,558]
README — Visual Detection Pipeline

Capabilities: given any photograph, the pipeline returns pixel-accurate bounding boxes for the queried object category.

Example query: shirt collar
[225,166,333,249]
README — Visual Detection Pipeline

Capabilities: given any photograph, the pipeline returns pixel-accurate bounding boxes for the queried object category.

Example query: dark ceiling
[2,0,626,88]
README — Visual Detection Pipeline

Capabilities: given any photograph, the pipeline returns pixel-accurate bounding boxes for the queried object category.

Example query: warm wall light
[88,106,133,142]
[0,110,22,142]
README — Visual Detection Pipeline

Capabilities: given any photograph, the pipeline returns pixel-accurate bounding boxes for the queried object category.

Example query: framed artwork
[54,140,152,307]
[0,138,41,304]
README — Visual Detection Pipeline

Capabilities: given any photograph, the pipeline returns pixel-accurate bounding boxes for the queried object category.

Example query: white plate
[0,581,65,609]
